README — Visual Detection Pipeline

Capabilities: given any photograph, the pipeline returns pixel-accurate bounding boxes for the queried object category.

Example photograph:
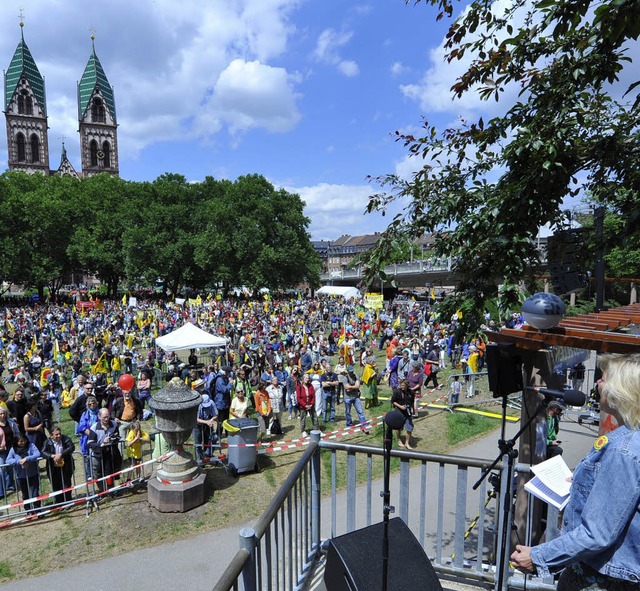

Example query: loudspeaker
[486,343,523,398]
[324,517,442,591]
[547,229,588,295]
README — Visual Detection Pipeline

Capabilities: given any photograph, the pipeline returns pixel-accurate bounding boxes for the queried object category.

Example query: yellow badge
[594,435,608,451]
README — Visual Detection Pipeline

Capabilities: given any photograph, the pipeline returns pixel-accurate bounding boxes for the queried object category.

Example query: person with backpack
[193,394,217,461]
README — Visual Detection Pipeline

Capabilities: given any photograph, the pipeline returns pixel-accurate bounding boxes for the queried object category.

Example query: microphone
[384,410,406,430]
[529,386,586,407]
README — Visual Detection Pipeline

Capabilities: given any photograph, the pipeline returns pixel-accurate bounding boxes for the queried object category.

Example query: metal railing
[0,441,155,522]
[214,431,558,591]
[321,258,452,282]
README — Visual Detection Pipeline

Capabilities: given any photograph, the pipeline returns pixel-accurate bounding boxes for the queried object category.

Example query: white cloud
[313,28,359,77]
[284,182,373,239]
[0,0,303,164]
[280,181,405,240]
[206,59,301,135]
[399,0,523,120]
[338,60,359,77]
[390,61,410,76]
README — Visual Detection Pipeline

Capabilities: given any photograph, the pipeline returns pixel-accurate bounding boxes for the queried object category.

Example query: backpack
[69,397,83,423]
[270,417,283,435]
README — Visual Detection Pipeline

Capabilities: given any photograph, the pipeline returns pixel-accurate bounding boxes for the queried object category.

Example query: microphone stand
[473,391,548,591]
[381,418,394,591]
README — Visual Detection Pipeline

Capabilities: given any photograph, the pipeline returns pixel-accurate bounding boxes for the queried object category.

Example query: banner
[364,292,384,310]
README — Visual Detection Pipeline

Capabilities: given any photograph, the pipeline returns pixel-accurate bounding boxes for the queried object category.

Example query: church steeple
[56,140,79,177]
[4,19,50,174]
[78,33,119,177]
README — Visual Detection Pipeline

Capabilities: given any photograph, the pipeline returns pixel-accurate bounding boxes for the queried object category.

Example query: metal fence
[214,431,558,591]
[0,440,155,523]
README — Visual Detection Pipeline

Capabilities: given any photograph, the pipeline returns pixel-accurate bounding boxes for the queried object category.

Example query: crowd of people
[2,292,639,588]
[0,292,487,507]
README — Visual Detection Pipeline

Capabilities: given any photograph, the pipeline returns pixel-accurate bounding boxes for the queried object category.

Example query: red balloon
[118,373,135,391]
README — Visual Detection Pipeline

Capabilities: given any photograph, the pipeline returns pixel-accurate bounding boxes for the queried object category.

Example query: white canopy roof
[155,322,227,352]
[316,286,361,299]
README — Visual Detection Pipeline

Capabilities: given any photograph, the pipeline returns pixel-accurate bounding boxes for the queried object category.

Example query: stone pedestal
[148,472,206,513]
[148,378,205,513]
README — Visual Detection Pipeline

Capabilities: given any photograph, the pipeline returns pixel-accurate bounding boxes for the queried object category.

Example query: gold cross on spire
[18,7,25,27]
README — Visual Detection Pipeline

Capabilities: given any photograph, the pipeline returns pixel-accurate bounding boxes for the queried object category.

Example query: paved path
[0,410,597,591]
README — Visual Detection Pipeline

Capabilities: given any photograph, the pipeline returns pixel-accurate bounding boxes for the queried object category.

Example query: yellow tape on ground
[378,395,519,421]
[426,403,519,421]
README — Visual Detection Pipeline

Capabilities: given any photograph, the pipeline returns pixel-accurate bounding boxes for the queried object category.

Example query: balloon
[118,373,135,391]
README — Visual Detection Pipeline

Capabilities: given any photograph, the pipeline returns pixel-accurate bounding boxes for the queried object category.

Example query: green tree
[196,174,320,293]
[365,0,640,314]
[67,174,133,297]
[123,174,202,297]
[1,173,81,299]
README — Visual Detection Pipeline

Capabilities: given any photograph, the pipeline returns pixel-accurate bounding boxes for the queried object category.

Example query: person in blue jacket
[512,353,640,589]
[7,434,41,514]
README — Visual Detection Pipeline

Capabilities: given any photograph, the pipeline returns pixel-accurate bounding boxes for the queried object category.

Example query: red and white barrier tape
[0,451,174,513]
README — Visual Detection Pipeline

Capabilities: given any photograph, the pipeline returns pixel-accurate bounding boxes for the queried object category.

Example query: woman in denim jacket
[512,354,640,589]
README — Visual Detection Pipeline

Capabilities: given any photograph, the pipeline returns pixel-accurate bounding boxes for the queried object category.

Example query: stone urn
[147,378,206,512]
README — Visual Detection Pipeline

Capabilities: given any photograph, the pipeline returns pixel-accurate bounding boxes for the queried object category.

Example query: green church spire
[4,21,46,112]
[78,35,116,121]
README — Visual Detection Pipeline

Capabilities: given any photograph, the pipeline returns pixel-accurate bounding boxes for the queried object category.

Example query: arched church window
[90,140,98,166]
[16,133,26,161]
[102,141,111,168]
[17,91,33,115]
[30,134,40,163]
[92,98,106,123]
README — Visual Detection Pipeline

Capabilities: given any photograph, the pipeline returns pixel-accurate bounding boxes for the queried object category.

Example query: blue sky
[0,0,465,240]
[3,1,635,241]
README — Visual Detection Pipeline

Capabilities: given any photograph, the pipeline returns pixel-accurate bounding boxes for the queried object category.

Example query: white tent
[316,286,361,299]
[155,322,227,352]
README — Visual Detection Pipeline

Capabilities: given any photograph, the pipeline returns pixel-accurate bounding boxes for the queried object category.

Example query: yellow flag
[32,334,38,351]
[53,339,60,358]
[456,309,463,319]
[122,293,127,305]
[196,294,202,305]
[92,352,109,375]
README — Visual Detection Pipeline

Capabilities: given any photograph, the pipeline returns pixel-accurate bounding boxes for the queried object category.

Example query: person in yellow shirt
[110,355,122,384]
[125,420,150,477]
[466,345,480,398]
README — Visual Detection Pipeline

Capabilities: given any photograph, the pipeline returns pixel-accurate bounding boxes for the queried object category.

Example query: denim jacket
[531,425,640,583]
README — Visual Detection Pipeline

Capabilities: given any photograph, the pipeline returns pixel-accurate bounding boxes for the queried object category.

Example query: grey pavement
[0,409,597,591]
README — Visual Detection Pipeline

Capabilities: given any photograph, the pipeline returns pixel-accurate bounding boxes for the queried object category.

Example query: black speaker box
[324,517,442,591]
[486,343,523,397]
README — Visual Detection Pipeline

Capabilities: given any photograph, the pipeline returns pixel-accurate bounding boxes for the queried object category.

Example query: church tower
[78,35,119,177]
[4,21,50,174]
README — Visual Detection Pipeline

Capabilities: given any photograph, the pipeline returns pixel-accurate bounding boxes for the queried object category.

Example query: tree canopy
[365,0,640,307]
[0,171,320,298]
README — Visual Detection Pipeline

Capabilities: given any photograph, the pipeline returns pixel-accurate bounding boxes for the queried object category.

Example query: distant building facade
[319,233,437,276]
[3,23,118,177]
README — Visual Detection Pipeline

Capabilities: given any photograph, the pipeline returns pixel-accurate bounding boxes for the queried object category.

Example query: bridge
[320,258,460,290]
